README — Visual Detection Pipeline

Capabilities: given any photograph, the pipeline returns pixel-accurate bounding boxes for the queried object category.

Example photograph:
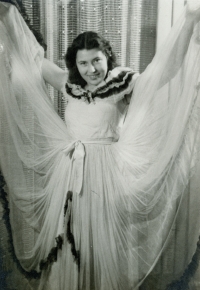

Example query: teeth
[88,75,99,79]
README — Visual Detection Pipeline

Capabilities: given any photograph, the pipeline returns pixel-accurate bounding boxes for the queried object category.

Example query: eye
[94,58,101,63]
[79,61,87,66]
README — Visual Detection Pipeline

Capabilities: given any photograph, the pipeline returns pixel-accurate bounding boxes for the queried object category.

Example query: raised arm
[42,58,68,92]
[0,2,68,92]
[158,2,200,88]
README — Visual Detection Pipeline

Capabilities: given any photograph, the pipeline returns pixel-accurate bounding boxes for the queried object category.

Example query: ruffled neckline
[65,67,136,103]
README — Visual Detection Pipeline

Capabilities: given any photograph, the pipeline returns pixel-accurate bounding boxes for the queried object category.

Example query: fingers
[186,0,200,23]
[187,0,200,12]
[0,3,10,17]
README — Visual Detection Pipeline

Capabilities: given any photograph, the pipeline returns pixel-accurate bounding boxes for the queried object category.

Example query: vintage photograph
[0,0,200,289]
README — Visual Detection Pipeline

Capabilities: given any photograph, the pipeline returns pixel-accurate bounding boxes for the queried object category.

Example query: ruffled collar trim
[65,67,135,103]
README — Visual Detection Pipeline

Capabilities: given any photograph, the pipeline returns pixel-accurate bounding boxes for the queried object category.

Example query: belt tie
[62,139,115,195]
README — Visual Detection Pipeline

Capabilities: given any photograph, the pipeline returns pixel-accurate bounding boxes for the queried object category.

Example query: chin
[92,79,103,85]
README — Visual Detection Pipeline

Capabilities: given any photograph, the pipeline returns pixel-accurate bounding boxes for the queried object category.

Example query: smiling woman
[76,49,108,91]
[1,1,200,290]
[65,31,117,89]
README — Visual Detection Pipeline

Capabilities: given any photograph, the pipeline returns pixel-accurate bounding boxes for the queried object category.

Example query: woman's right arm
[42,58,68,92]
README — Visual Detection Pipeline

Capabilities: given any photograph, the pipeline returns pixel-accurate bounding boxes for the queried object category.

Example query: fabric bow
[63,140,85,195]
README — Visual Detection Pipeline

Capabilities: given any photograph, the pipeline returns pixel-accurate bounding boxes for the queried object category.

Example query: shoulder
[107,66,135,77]
[103,67,139,103]
[105,66,139,89]
[91,66,140,102]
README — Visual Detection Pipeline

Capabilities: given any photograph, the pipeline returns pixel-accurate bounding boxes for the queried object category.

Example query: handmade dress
[1,3,200,290]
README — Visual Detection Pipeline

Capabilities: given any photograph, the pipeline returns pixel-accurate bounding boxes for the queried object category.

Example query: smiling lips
[87,74,100,79]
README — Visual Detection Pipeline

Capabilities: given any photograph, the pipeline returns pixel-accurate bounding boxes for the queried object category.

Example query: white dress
[1,3,200,290]
[41,69,139,290]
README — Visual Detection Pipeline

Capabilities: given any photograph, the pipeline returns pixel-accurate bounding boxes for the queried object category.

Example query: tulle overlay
[1,3,200,290]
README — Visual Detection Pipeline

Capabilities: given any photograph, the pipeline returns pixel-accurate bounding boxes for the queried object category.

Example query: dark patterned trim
[39,235,63,271]
[65,70,135,102]
[64,191,80,270]
[64,190,73,216]
[166,237,200,290]
[66,212,80,271]
[0,172,40,280]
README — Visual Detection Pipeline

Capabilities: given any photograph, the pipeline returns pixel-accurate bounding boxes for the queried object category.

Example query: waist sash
[62,138,116,194]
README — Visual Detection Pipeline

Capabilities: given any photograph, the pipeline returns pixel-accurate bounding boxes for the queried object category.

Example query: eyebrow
[77,57,102,63]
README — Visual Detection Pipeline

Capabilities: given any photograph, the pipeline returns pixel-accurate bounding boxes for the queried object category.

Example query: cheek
[102,59,108,71]
[102,63,108,75]
[77,65,86,76]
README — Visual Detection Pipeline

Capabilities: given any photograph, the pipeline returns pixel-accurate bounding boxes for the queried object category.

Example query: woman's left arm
[159,3,200,88]
[42,58,68,92]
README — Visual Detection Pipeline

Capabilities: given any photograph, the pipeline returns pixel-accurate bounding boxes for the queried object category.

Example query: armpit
[123,91,133,105]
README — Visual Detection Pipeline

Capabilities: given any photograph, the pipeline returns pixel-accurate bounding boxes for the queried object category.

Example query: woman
[1,1,200,290]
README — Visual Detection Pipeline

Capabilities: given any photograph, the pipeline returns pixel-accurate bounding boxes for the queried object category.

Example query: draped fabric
[157,0,186,50]
[1,1,200,290]
[156,2,200,288]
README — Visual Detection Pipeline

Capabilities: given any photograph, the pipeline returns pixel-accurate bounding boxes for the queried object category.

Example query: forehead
[76,49,106,61]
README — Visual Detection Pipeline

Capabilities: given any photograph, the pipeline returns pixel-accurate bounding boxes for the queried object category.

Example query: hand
[0,3,10,17]
[186,0,200,22]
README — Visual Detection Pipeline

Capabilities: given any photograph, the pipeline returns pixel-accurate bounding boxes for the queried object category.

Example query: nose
[87,63,96,73]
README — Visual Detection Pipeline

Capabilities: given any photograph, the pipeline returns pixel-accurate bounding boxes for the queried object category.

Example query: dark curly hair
[65,31,117,88]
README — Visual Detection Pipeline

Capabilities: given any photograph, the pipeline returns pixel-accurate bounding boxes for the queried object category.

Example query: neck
[85,84,97,92]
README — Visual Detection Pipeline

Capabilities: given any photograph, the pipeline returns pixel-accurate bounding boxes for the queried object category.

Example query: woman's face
[76,48,108,90]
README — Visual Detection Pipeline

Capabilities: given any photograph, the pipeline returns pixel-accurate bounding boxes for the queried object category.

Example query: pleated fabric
[1,2,200,290]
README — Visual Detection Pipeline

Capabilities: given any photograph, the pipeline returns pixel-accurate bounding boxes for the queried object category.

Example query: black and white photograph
[0,0,200,289]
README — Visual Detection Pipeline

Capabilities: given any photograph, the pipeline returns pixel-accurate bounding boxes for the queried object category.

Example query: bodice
[64,97,127,140]
[63,67,139,140]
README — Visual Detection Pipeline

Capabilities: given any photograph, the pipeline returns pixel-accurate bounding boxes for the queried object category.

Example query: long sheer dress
[1,2,200,290]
